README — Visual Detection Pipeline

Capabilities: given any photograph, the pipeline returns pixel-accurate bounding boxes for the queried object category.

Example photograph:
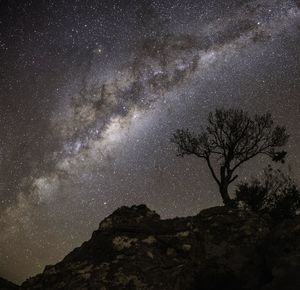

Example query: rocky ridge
[0,277,19,290]
[17,204,300,289]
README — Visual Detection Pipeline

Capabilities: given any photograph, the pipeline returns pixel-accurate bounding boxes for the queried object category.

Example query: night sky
[0,0,299,284]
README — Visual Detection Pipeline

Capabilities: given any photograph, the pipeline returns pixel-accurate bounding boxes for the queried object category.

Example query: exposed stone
[182,244,191,251]
[99,218,112,230]
[176,231,190,238]
[112,236,138,251]
[167,247,175,256]
[19,204,300,290]
[147,251,154,259]
[142,235,156,244]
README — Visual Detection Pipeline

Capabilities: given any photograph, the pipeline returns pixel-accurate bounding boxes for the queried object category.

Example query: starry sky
[0,0,299,284]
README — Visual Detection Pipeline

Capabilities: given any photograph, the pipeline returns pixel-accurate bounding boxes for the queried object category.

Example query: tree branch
[229,174,238,184]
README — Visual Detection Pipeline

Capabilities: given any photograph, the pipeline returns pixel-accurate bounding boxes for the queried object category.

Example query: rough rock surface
[262,216,300,290]
[0,277,19,290]
[20,205,300,290]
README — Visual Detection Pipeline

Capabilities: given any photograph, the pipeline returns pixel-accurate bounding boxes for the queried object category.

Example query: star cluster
[0,0,299,284]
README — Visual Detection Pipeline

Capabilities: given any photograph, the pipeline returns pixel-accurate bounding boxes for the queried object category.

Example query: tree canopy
[171,108,289,207]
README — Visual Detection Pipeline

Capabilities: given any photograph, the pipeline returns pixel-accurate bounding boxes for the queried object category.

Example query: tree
[171,108,289,207]
[235,166,300,221]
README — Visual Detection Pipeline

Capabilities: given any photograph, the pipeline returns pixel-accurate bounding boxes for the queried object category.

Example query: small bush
[235,166,300,221]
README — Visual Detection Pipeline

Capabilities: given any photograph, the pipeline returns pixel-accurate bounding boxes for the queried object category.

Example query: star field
[0,0,299,284]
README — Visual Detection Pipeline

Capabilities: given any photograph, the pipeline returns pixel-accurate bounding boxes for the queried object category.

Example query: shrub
[235,166,300,221]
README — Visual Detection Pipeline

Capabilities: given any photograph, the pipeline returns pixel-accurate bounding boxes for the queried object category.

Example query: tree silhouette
[171,108,289,207]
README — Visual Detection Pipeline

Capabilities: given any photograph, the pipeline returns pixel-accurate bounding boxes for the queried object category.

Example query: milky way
[0,0,300,284]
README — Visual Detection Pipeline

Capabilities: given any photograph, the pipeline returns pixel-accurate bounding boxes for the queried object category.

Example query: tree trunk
[219,165,235,207]
[219,183,233,207]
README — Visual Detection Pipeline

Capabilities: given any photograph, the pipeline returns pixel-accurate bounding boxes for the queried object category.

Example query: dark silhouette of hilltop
[0,277,19,290]
[15,204,300,290]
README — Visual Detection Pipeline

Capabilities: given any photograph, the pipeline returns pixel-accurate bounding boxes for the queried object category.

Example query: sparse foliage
[235,166,300,221]
[171,108,289,207]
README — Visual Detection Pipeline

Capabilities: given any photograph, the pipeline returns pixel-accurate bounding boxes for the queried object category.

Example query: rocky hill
[18,205,300,290]
[0,277,19,290]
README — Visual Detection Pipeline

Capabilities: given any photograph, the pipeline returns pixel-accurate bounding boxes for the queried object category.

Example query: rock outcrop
[262,216,300,290]
[20,205,300,290]
[0,277,19,290]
